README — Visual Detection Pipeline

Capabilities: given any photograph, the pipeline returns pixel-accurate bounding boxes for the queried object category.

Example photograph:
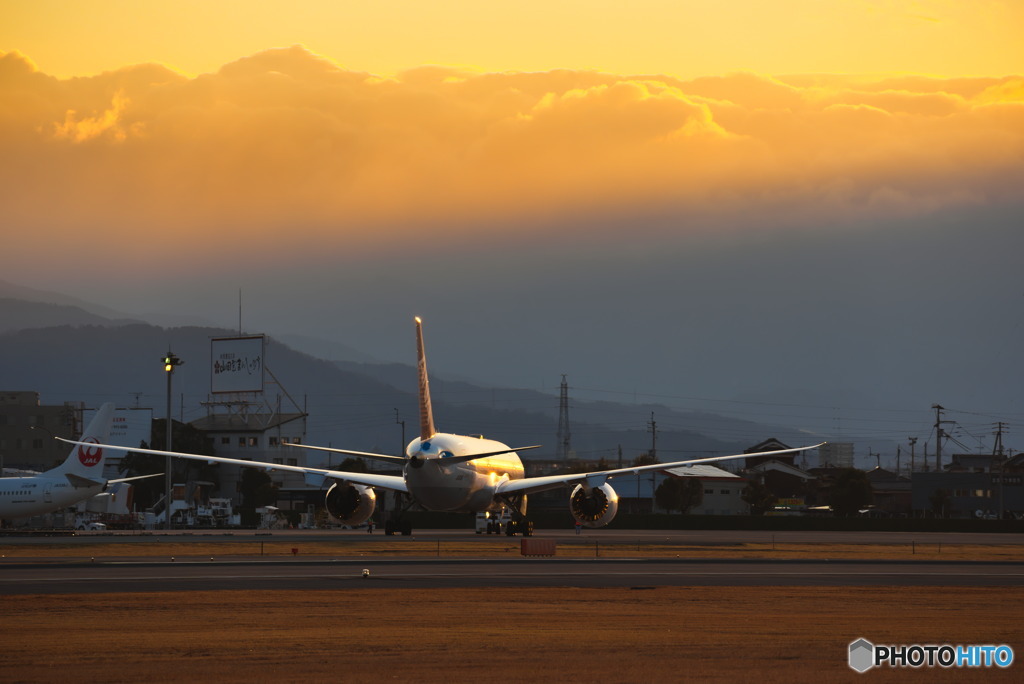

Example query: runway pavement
[2,557,1022,595]
[2,529,1021,594]
[4,528,1024,545]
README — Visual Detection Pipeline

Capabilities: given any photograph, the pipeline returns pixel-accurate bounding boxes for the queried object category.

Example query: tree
[929,489,951,518]
[632,452,658,467]
[742,478,777,515]
[240,468,278,508]
[339,457,368,473]
[828,468,873,517]
[118,445,165,509]
[655,477,704,514]
[121,419,217,509]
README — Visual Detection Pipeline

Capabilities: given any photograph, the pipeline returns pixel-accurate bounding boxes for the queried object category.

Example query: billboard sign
[211,335,265,394]
[81,407,152,450]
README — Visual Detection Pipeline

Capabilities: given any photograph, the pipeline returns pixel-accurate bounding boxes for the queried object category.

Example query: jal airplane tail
[415,317,437,441]
[48,403,119,487]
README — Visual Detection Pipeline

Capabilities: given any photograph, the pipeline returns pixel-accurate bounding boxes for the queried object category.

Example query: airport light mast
[163,350,183,530]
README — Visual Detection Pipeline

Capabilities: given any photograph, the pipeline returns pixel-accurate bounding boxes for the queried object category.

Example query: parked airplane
[1,403,155,520]
[63,319,823,534]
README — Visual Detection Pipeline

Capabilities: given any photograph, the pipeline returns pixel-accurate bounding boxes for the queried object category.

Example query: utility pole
[908,437,917,474]
[932,404,955,472]
[992,422,1006,458]
[556,375,571,462]
[648,412,658,462]
[394,408,406,457]
[993,422,1008,519]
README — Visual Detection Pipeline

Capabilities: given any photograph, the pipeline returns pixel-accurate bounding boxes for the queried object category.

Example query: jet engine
[569,482,619,528]
[324,481,376,526]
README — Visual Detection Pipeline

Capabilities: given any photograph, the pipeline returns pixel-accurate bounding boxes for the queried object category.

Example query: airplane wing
[282,442,407,464]
[109,472,165,485]
[57,439,409,493]
[286,441,542,466]
[495,442,825,496]
[428,445,542,466]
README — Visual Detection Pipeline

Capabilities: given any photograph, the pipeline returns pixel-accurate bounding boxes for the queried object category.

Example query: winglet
[415,317,437,440]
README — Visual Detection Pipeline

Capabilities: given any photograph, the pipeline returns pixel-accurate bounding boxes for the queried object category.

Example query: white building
[819,442,854,469]
[662,464,749,515]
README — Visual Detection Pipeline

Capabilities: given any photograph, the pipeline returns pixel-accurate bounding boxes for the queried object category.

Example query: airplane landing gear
[504,518,534,536]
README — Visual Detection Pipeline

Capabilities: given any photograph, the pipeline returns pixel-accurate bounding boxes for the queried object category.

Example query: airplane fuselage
[404,433,525,513]
[0,476,104,519]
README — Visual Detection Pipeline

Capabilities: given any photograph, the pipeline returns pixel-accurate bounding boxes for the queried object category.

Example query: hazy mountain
[2,315,843,470]
[0,279,220,331]
[0,286,839,466]
[0,298,136,335]
[276,333,383,364]
[0,281,138,324]
[0,322,760,458]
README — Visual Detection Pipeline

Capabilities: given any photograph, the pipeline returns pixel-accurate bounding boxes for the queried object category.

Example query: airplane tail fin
[49,403,119,481]
[415,317,437,440]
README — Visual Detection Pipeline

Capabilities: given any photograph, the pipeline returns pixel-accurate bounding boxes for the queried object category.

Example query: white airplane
[0,403,154,520]
[63,319,823,534]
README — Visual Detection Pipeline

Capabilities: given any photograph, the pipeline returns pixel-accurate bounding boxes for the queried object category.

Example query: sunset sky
[2,1,1022,445]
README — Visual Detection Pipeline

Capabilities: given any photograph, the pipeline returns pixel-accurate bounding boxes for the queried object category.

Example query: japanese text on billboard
[211,336,265,393]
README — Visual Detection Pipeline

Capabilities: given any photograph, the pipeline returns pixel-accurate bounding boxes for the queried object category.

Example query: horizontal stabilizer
[65,473,103,489]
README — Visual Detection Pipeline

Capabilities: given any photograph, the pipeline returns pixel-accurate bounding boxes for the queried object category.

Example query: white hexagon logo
[849,638,875,673]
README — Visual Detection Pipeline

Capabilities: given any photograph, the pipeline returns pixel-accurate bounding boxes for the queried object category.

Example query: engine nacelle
[324,481,376,526]
[569,482,619,528]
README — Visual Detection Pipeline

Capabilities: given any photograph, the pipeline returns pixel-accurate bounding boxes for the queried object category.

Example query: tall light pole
[163,350,184,530]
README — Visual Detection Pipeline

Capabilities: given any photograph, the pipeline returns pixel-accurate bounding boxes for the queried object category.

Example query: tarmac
[2,529,1021,594]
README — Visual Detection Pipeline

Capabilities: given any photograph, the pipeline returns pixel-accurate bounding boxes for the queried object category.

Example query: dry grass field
[2,539,1021,682]
[1,586,1021,683]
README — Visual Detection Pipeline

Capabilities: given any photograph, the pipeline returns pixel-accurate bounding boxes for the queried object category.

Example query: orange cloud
[1,47,1021,270]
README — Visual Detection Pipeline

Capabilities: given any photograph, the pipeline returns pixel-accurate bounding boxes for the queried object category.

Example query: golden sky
[1,0,1022,276]
[4,1,1023,80]
[1,0,1023,426]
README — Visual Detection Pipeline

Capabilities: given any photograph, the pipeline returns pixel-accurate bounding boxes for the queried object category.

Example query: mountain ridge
[0,295,825,463]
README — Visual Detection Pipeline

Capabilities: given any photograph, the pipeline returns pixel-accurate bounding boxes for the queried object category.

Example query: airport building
[181,334,314,515]
[0,392,80,473]
[817,442,855,469]
[911,453,1023,519]
[662,464,749,516]
[189,407,312,511]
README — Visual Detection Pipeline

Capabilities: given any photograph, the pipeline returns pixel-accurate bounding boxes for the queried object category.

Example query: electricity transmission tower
[556,375,571,461]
